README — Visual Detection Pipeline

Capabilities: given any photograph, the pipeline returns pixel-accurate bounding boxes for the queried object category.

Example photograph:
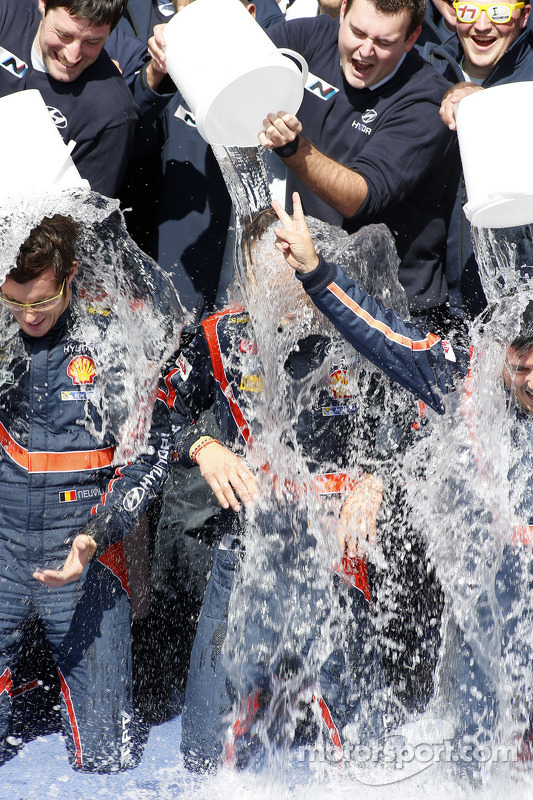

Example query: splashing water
[210,144,443,785]
[0,190,183,464]
[5,165,533,800]
[403,227,533,791]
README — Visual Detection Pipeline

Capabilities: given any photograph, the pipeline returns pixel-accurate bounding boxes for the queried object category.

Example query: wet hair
[9,215,79,286]
[42,0,128,31]
[510,301,533,354]
[344,0,427,37]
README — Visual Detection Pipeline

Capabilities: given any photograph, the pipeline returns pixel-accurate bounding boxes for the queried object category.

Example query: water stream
[2,163,533,798]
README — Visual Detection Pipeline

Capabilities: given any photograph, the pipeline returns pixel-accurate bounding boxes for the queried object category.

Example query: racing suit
[0,290,173,772]
[163,306,417,771]
[297,255,533,769]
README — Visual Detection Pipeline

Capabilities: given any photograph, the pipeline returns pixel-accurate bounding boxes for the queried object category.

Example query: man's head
[0,215,79,338]
[502,303,533,413]
[338,0,425,89]
[35,0,127,82]
[453,0,530,80]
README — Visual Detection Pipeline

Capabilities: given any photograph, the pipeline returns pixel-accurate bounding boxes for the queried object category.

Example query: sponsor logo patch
[48,106,67,129]
[0,370,14,385]
[322,404,358,416]
[61,390,95,401]
[361,109,378,124]
[328,369,352,399]
[86,305,111,317]
[240,373,263,393]
[123,487,145,512]
[67,355,96,385]
[441,339,456,362]
[230,314,249,324]
[239,339,258,355]
[174,105,196,127]
[305,71,339,101]
[0,46,27,77]
[177,353,192,381]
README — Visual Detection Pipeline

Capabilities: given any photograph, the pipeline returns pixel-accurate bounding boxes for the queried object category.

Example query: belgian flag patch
[59,490,77,503]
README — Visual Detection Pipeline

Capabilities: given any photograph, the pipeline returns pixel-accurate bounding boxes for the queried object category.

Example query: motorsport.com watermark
[293,720,521,783]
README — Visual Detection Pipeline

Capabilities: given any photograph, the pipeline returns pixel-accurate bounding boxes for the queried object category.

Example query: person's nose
[63,40,83,64]
[20,307,41,321]
[472,10,493,31]
[358,37,375,59]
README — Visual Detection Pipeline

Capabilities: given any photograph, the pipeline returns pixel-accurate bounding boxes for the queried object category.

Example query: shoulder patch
[176,352,192,381]
[0,46,27,78]
[305,71,339,101]
[441,339,456,363]
[174,105,196,127]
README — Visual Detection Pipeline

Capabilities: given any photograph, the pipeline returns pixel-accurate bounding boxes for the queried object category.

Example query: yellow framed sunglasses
[453,1,525,22]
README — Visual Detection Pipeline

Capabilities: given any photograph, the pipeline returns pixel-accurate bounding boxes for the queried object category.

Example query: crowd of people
[0,0,532,780]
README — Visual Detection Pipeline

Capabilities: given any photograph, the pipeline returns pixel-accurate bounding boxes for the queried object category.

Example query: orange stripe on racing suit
[327,283,441,352]
[0,668,12,699]
[0,420,115,473]
[58,668,83,769]
[202,308,253,445]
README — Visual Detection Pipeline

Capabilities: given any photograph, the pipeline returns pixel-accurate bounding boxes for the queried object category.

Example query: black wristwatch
[273,135,300,159]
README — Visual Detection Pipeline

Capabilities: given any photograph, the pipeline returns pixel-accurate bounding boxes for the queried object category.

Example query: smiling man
[263,0,462,329]
[423,1,533,322]
[0,211,175,772]
[0,0,138,196]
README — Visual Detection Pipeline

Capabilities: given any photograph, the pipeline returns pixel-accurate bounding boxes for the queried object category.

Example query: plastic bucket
[0,90,88,199]
[456,82,533,228]
[164,0,308,147]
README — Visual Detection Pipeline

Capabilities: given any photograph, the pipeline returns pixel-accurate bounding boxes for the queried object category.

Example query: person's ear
[404,25,422,52]
[520,4,531,28]
[246,2,256,18]
[67,261,78,285]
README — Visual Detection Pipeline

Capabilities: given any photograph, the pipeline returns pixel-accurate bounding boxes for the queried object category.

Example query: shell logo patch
[328,369,352,399]
[67,355,96,385]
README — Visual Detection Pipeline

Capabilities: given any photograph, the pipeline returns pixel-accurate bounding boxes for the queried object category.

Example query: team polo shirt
[268,15,461,314]
[0,0,138,197]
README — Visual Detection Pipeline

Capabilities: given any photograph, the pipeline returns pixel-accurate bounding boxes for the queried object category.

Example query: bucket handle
[278,48,309,87]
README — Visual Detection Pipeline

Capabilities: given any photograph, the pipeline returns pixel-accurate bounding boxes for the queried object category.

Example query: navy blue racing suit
[297,255,533,768]
[0,288,173,771]
[163,306,418,771]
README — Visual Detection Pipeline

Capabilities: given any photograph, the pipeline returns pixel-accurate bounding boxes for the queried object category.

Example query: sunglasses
[453,1,525,22]
[0,279,66,312]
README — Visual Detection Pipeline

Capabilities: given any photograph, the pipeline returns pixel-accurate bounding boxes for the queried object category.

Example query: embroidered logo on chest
[67,355,96,385]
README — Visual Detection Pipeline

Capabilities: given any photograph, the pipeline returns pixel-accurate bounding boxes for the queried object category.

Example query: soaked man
[0,212,173,771]
[272,192,533,775]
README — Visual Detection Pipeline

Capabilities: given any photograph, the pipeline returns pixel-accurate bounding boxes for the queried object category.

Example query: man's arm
[272,194,470,412]
[162,330,259,512]
[259,112,369,218]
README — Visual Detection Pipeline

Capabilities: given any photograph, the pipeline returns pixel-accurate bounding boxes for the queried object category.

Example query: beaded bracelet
[189,436,219,464]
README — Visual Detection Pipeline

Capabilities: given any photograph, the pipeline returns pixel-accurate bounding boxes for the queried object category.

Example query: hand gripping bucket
[163,0,308,147]
[456,82,533,228]
[0,89,89,199]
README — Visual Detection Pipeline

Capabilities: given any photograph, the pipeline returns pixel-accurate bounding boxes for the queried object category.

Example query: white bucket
[456,82,533,228]
[0,90,88,199]
[164,0,308,147]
